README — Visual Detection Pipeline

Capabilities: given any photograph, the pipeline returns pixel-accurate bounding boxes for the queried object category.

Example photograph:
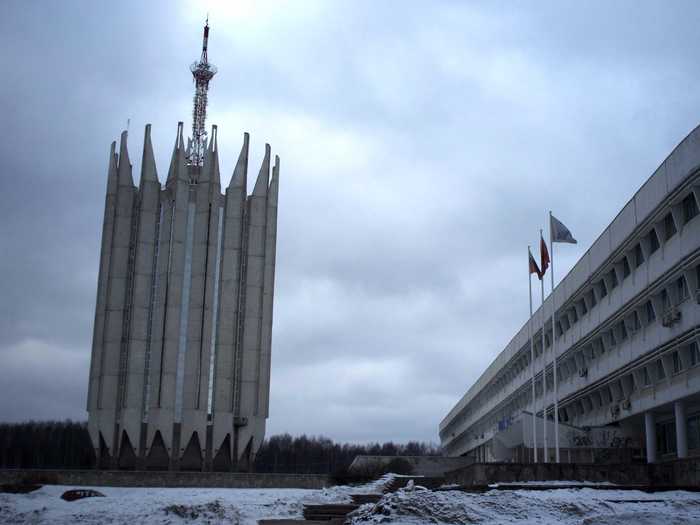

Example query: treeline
[254,433,441,474]
[0,421,94,469]
[0,421,440,473]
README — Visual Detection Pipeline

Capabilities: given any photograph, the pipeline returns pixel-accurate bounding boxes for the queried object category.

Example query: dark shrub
[383,457,414,475]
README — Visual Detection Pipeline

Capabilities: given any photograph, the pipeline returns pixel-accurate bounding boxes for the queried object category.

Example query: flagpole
[539,230,548,463]
[550,211,560,463]
[528,246,538,464]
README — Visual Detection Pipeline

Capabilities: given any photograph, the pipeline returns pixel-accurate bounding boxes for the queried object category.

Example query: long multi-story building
[86,23,279,471]
[440,125,700,464]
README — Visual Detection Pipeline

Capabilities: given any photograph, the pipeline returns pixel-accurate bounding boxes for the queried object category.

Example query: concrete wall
[445,462,652,486]
[0,470,331,489]
[349,456,473,477]
[444,457,700,487]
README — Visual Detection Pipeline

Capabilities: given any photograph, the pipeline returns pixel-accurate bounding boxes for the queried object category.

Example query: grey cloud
[2,1,700,443]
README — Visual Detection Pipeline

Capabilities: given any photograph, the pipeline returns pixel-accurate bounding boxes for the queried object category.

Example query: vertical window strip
[157,201,176,407]
[117,195,140,413]
[207,206,224,417]
[142,203,163,423]
[175,201,196,423]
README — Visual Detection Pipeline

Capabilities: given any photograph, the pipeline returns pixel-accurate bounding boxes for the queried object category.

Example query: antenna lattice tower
[188,20,217,167]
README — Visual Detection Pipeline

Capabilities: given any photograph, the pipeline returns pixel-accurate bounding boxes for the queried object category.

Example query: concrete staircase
[302,504,359,521]
[259,474,446,525]
[382,475,445,493]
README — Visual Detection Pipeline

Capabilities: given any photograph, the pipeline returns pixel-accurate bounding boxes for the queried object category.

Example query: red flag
[529,249,542,280]
[540,234,550,277]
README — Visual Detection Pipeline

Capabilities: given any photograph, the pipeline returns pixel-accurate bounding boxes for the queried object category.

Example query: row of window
[555,191,698,340]
[652,413,700,456]
[444,189,700,444]
[558,268,697,388]
[640,341,700,385]
[559,341,700,425]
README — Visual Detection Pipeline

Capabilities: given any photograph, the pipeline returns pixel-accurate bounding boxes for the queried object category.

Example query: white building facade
[440,126,700,464]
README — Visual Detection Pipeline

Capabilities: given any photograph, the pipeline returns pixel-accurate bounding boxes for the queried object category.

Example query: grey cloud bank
[2,0,700,443]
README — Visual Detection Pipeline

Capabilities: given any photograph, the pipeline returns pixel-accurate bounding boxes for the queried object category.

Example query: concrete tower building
[86,22,279,471]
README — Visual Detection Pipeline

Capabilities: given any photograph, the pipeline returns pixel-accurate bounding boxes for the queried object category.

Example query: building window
[683,193,699,224]
[599,280,608,298]
[643,367,651,386]
[688,415,700,450]
[609,269,619,289]
[604,387,613,404]
[664,213,677,240]
[661,289,671,310]
[571,308,578,324]
[589,290,597,308]
[580,300,588,316]
[633,311,641,330]
[673,351,682,374]
[622,258,631,279]
[597,338,605,356]
[677,276,689,303]
[648,229,660,254]
[634,244,645,268]
[646,301,656,323]
[657,420,677,455]
[656,360,666,381]
[690,342,700,367]
[619,322,628,341]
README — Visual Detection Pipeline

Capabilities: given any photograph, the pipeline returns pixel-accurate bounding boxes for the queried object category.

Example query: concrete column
[645,411,657,464]
[675,400,688,459]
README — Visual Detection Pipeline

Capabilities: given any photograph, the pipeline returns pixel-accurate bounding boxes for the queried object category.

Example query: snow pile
[347,486,700,525]
[0,475,392,524]
[6,475,694,524]
[299,472,394,505]
[0,485,309,524]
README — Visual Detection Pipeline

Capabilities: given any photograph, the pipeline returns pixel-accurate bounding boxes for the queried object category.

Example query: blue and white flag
[550,214,577,244]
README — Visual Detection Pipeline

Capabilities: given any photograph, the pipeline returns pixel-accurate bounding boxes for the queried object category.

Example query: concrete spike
[269,155,280,206]
[199,125,220,186]
[252,143,271,196]
[210,125,220,186]
[140,124,159,185]
[167,122,186,185]
[228,133,249,190]
[106,141,118,195]
[117,130,134,187]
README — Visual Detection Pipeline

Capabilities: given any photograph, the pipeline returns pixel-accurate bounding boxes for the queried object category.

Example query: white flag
[550,215,577,244]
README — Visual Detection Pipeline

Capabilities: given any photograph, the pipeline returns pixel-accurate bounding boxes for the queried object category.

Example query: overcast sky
[2,1,700,444]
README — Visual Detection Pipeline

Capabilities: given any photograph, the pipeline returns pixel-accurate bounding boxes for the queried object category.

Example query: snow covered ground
[348,485,700,525]
[2,478,700,524]
[1,485,308,524]
[0,477,387,525]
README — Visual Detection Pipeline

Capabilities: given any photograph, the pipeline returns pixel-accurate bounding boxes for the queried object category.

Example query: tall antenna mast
[188,18,217,167]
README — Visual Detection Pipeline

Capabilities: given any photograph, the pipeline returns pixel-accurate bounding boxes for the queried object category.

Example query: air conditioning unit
[621,399,631,410]
[672,306,681,321]
[662,307,682,327]
[579,367,588,378]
